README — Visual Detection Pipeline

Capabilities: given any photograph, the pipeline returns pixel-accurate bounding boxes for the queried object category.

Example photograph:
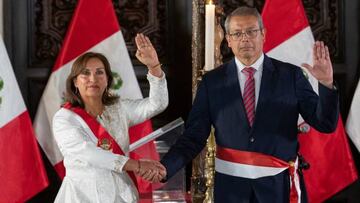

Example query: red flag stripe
[262,0,358,202]
[52,0,120,72]
[299,119,358,202]
[0,111,48,202]
[262,0,309,52]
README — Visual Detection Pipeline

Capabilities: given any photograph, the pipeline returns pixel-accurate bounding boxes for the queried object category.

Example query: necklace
[85,106,104,118]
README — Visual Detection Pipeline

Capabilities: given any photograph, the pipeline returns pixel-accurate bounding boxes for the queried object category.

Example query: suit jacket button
[250,137,255,142]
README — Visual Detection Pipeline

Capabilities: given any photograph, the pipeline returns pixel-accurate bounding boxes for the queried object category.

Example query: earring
[75,87,79,94]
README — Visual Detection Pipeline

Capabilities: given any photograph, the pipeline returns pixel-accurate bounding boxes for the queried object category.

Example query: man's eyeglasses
[228,29,262,40]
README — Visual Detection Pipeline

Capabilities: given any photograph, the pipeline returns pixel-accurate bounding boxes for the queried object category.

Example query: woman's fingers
[144,36,154,48]
[136,161,166,182]
[135,34,143,49]
[143,169,159,181]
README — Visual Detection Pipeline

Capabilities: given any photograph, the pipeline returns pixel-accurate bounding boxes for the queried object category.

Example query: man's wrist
[319,80,334,89]
[320,82,337,91]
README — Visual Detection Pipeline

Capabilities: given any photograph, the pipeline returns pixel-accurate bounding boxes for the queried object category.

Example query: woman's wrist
[148,63,161,69]
[146,60,160,68]
[137,160,141,174]
[148,63,163,78]
[123,159,139,172]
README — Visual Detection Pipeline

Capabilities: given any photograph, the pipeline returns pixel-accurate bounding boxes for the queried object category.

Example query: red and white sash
[63,102,138,188]
[215,146,301,203]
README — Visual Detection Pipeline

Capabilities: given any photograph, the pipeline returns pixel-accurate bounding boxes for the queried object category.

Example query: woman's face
[74,57,108,102]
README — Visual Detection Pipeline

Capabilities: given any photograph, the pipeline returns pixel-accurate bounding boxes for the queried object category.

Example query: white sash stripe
[294,172,301,203]
[215,157,288,179]
[290,159,301,203]
[216,157,301,203]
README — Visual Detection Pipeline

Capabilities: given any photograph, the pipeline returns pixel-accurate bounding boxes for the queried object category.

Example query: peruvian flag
[33,0,158,193]
[0,37,49,201]
[262,0,358,202]
[346,80,360,152]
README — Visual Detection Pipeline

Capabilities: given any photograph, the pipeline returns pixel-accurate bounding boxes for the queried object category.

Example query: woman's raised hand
[135,33,160,68]
[135,33,163,77]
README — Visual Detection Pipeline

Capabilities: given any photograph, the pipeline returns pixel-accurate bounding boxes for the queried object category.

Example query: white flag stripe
[35,31,142,165]
[267,27,317,92]
[267,27,314,68]
[0,38,26,128]
[34,98,63,165]
[346,81,360,152]
[89,31,142,99]
[34,61,72,165]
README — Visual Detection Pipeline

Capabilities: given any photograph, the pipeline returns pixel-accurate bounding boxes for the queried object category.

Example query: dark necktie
[242,67,256,126]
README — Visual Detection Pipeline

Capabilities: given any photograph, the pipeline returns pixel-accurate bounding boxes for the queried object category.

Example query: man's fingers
[152,174,163,183]
[141,169,152,180]
[139,169,147,177]
[137,160,167,182]
[155,163,165,169]
[325,46,330,61]
[315,41,321,60]
[320,41,326,59]
[143,169,158,181]
[159,169,166,178]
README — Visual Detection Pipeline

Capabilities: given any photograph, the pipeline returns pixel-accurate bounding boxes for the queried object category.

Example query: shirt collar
[235,53,264,73]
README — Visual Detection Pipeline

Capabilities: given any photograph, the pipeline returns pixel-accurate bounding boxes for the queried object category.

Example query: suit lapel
[252,55,276,129]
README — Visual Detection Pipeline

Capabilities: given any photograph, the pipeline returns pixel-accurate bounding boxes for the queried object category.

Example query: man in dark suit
[159,6,338,203]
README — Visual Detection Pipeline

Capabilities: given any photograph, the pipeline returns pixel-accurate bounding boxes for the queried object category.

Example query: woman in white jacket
[53,33,168,203]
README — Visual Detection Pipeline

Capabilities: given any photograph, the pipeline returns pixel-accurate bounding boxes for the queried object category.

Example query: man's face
[226,15,265,65]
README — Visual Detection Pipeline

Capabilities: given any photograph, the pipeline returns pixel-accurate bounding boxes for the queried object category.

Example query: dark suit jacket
[161,55,339,203]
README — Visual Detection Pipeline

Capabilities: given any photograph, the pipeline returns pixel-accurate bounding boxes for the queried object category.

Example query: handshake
[124,159,167,183]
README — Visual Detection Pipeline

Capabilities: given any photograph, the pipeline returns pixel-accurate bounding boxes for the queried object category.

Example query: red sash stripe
[63,102,138,187]
[217,146,299,203]
[217,146,289,168]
